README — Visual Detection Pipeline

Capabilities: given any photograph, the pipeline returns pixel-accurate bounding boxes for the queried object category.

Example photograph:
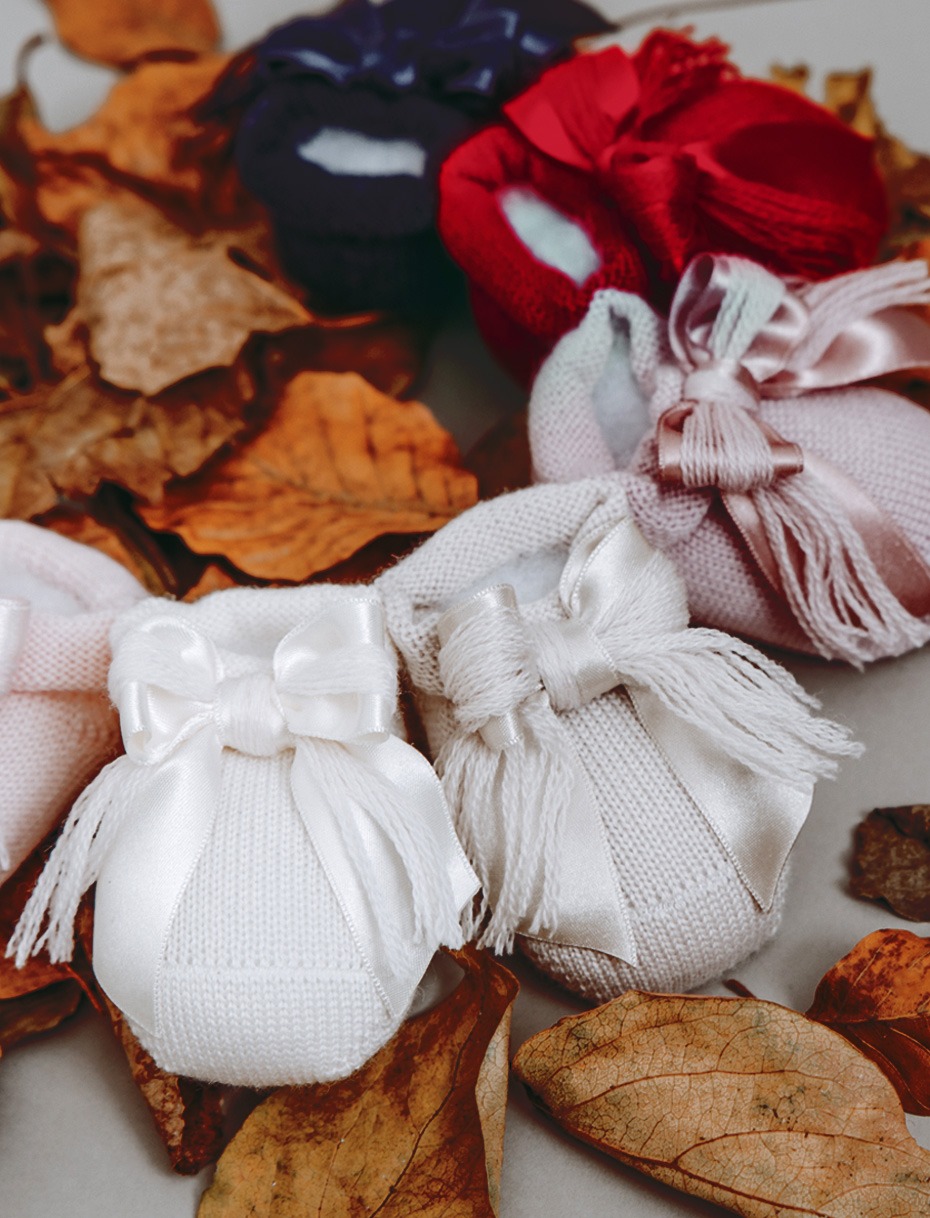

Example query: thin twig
[610,0,811,34]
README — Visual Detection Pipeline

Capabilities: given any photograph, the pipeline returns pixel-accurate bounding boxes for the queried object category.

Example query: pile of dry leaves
[3,3,930,1217]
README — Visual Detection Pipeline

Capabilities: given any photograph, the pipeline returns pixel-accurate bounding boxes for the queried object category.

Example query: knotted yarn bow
[434,513,857,960]
[503,31,887,282]
[242,0,610,103]
[10,599,477,1034]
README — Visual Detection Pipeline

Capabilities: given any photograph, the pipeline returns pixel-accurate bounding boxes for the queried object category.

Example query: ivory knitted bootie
[0,523,145,887]
[528,255,930,665]
[11,584,477,1086]
[378,478,858,1001]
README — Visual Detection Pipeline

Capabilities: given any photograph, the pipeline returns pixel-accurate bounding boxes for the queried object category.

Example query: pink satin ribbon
[654,254,930,624]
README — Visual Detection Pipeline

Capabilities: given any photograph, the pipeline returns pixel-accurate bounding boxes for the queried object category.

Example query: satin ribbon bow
[436,514,818,963]
[503,32,885,280]
[248,0,608,102]
[645,254,930,639]
[90,600,476,1037]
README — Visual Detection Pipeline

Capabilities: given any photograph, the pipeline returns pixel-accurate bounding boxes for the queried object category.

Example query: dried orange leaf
[45,0,220,69]
[849,804,930,921]
[513,990,930,1218]
[0,363,252,517]
[77,201,309,395]
[22,55,243,234]
[808,928,930,1116]
[74,906,230,1174]
[198,947,517,1218]
[141,371,478,582]
[0,980,82,1050]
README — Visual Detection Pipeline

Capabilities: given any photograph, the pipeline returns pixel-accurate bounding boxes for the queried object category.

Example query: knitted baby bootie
[378,478,858,1000]
[528,254,930,665]
[231,0,610,315]
[11,585,477,1086]
[0,522,145,887]
[438,30,887,385]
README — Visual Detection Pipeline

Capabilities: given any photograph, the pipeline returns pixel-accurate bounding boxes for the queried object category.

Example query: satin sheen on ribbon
[652,255,930,626]
[0,598,29,695]
[92,601,477,1038]
[438,515,811,964]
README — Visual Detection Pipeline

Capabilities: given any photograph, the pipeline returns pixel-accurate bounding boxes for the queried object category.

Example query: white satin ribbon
[439,516,812,964]
[0,598,29,694]
[93,599,477,1037]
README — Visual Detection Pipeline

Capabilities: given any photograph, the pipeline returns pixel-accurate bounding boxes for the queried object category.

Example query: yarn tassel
[436,699,573,955]
[7,760,140,967]
[751,474,930,666]
[307,739,467,969]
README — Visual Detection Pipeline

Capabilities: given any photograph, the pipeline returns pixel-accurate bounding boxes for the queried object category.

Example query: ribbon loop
[0,598,29,695]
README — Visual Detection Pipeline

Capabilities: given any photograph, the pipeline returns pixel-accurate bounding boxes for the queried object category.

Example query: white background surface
[3,1,930,1215]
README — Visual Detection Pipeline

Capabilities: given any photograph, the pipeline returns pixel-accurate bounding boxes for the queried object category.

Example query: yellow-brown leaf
[0,363,251,517]
[45,0,221,69]
[141,371,478,582]
[514,990,930,1218]
[77,201,310,395]
[808,928,930,1116]
[198,947,518,1217]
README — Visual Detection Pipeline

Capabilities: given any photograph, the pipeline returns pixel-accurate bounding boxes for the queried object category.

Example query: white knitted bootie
[378,478,859,1001]
[10,584,477,1086]
[0,522,145,887]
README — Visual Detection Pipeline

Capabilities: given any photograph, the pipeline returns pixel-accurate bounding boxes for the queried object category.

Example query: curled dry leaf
[141,371,478,582]
[77,201,310,396]
[45,0,221,70]
[198,947,518,1218]
[21,55,244,234]
[513,990,930,1218]
[808,928,930,1117]
[74,906,230,1175]
[0,362,252,518]
[850,804,930,921]
[0,980,82,1051]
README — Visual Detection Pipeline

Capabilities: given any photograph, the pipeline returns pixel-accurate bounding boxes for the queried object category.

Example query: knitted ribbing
[11,583,474,1087]
[0,523,145,885]
[377,479,843,997]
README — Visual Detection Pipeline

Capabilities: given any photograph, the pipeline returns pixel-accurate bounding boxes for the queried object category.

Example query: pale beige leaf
[513,990,930,1218]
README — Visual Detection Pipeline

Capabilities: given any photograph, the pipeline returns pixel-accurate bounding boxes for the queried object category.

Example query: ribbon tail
[290,738,476,1019]
[437,695,636,965]
[90,732,223,1037]
[629,688,811,910]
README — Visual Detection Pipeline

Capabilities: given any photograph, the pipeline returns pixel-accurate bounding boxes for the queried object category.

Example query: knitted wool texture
[377,478,834,1001]
[0,523,144,886]
[437,31,887,385]
[15,585,474,1086]
[528,287,930,659]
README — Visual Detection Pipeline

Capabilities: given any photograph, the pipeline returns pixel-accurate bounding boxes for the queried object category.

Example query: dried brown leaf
[141,371,478,582]
[513,990,930,1218]
[21,54,243,234]
[77,201,309,395]
[808,928,930,1117]
[850,804,930,921]
[0,362,252,517]
[74,906,230,1174]
[198,947,517,1218]
[0,980,82,1050]
[45,0,221,69]
[0,840,74,999]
